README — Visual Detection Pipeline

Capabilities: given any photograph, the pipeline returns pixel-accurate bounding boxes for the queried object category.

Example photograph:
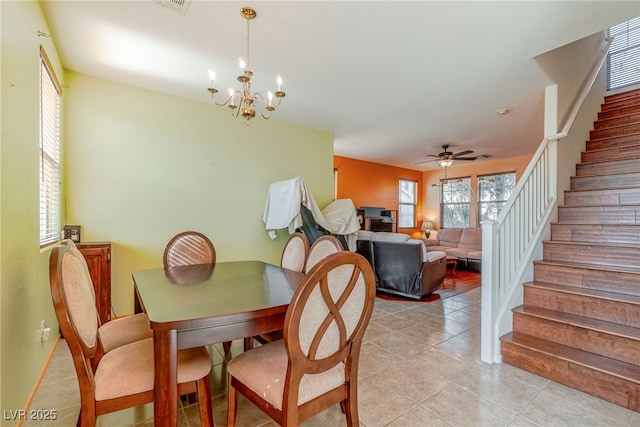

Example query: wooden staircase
[500,88,640,412]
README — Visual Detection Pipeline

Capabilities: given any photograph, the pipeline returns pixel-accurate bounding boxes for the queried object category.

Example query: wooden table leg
[154,329,178,427]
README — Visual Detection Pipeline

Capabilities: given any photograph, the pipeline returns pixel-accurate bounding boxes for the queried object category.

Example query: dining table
[132,260,305,427]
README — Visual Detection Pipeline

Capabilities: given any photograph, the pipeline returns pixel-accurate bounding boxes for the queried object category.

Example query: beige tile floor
[25,287,640,426]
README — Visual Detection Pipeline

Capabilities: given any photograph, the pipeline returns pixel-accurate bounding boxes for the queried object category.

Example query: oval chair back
[280,232,310,273]
[163,231,216,269]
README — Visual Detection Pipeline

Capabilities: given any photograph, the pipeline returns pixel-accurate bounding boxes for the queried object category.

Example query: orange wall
[334,156,424,237]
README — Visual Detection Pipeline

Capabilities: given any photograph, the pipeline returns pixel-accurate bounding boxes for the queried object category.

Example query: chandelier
[207,6,286,123]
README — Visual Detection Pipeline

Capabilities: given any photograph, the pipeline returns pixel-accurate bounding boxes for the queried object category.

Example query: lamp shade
[421,220,434,231]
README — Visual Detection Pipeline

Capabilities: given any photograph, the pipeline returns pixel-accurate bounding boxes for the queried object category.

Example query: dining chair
[62,239,153,355]
[49,245,214,427]
[248,232,310,350]
[226,251,376,427]
[163,231,216,268]
[163,231,232,356]
[280,232,310,273]
[304,234,344,272]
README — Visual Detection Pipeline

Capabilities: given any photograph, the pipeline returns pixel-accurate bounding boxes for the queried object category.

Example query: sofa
[356,231,447,300]
[422,227,482,272]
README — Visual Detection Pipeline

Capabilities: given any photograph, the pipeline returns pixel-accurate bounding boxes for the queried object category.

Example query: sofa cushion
[372,232,411,243]
[426,250,446,262]
[458,228,482,251]
[446,247,476,259]
[436,228,463,248]
[467,250,482,261]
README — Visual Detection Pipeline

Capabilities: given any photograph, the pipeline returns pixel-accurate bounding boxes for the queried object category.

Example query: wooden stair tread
[558,203,640,209]
[533,259,640,275]
[513,305,640,340]
[543,240,640,250]
[525,280,640,304]
[501,332,640,382]
[587,131,640,143]
[577,156,640,167]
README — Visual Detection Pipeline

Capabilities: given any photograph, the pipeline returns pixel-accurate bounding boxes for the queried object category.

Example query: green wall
[63,72,334,316]
[1,0,64,416]
[1,0,333,416]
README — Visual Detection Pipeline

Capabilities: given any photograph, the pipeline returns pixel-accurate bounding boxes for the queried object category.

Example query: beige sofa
[423,228,482,272]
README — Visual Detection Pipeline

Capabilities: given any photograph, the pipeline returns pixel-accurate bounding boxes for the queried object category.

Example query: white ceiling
[40,1,640,170]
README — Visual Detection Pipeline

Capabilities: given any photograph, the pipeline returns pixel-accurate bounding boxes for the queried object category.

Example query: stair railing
[480,37,613,363]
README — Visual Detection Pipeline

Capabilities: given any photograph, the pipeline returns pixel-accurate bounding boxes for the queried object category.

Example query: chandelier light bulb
[268,91,273,106]
[239,57,246,69]
[277,75,282,91]
[208,69,216,81]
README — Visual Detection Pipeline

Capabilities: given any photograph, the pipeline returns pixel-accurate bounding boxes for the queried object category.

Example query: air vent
[154,0,191,15]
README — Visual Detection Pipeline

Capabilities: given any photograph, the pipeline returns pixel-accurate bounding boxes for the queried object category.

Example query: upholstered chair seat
[93,338,211,401]
[227,340,345,410]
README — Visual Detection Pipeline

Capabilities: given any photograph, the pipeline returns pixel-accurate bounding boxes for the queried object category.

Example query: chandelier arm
[212,92,237,108]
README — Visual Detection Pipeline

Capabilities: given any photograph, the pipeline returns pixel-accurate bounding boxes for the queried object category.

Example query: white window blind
[39,46,62,247]
[607,16,640,91]
[398,179,417,228]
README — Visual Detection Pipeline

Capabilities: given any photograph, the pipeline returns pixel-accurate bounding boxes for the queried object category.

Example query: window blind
[607,16,640,91]
[39,46,62,247]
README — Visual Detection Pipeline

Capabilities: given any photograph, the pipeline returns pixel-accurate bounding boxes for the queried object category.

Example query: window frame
[477,171,516,223]
[440,176,471,228]
[39,46,62,248]
[607,16,640,91]
[398,179,418,228]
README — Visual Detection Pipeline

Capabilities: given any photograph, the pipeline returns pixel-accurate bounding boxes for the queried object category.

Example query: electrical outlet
[40,320,51,341]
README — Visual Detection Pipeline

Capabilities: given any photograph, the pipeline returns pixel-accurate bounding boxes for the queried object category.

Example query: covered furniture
[357,231,446,299]
[422,227,482,272]
[262,176,360,249]
[226,251,376,426]
[49,245,213,427]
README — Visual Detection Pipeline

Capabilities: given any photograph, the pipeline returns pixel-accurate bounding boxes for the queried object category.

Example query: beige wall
[422,155,532,229]
[63,72,334,318]
[1,0,65,414]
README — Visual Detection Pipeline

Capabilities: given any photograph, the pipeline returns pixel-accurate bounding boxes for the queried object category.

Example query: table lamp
[421,220,434,238]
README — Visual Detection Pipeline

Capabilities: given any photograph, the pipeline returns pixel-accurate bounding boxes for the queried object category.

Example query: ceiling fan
[416,144,491,167]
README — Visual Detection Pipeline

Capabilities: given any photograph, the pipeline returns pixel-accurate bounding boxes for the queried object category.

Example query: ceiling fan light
[439,159,454,168]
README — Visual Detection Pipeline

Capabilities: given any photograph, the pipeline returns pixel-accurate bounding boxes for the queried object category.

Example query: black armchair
[358,240,446,299]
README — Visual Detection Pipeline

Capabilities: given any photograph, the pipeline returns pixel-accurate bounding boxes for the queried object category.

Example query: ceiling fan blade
[453,149,473,157]
[414,158,438,165]
[455,157,477,161]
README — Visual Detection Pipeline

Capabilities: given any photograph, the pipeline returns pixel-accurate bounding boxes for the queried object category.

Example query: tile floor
[25,285,640,426]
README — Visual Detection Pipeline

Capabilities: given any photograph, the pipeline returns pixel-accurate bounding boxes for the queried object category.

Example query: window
[607,16,640,91]
[478,172,516,222]
[398,179,417,228]
[39,46,62,247]
[441,177,470,228]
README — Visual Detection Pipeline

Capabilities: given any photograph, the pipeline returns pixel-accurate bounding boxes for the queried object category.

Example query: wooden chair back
[304,234,343,272]
[280,232,310,273]
[163,231,216,268]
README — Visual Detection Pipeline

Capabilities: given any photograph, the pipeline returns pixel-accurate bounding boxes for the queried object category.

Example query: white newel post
[480,219,498,363]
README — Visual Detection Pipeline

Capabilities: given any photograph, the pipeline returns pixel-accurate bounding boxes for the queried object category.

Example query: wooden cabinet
[76,242,111,324]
